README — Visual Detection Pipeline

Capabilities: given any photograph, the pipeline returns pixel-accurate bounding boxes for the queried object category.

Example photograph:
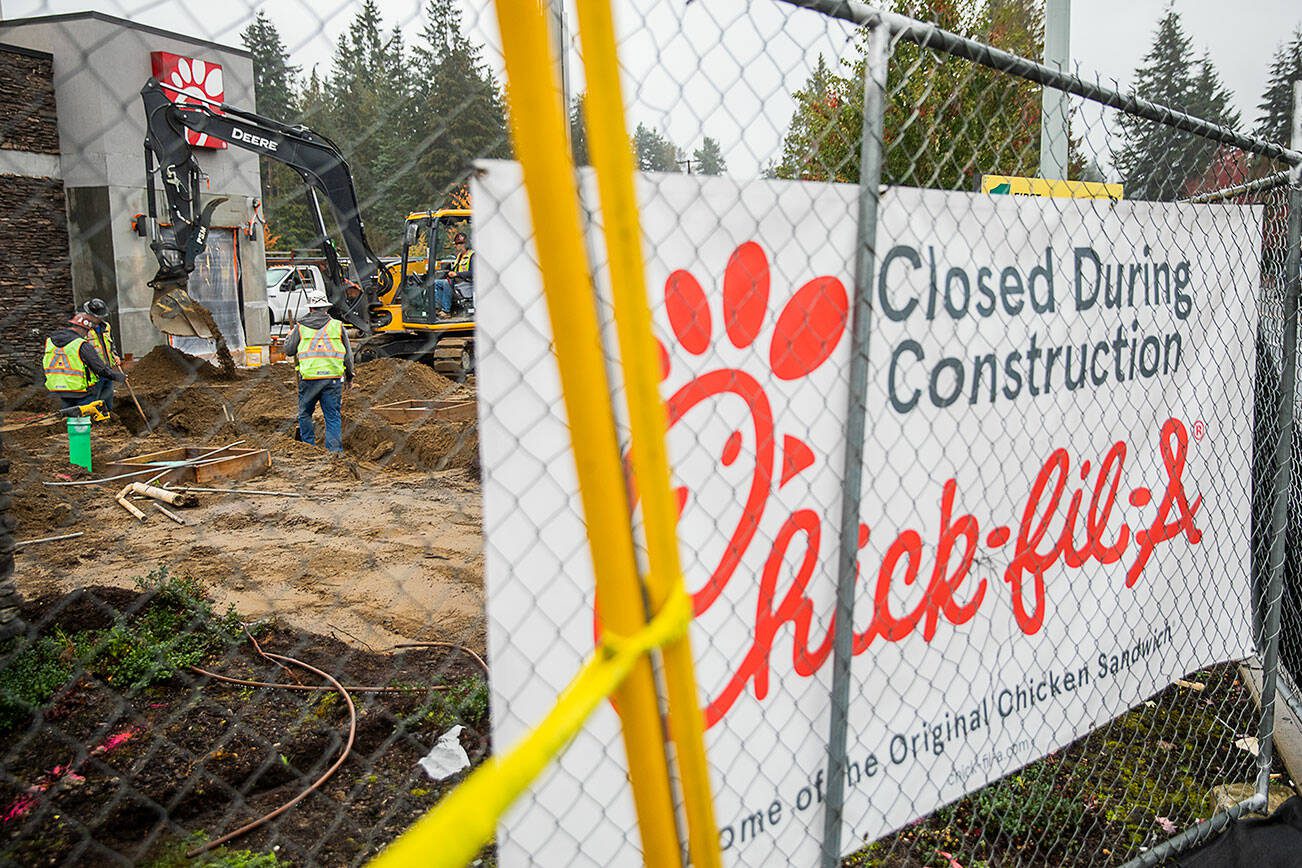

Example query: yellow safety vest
[91,322,116,366]
[452,250,473,277]
[296,319,346,380]
[44,338,91,393]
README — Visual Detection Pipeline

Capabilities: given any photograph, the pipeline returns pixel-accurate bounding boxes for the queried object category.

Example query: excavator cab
[398,210,472,325]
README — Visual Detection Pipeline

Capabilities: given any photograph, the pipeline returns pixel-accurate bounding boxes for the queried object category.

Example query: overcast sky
[4,0,1300,178]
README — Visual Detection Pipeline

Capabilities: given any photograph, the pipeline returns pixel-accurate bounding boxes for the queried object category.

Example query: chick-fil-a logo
[628,242,1204,728]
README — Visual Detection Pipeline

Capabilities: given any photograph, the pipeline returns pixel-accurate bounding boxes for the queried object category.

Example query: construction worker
[80,298,119,410]
[433,232,474,319]
[282,289,353,453]
[42,313,123,412]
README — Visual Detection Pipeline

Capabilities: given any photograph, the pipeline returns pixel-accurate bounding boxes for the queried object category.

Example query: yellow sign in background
[982,174,1124,200]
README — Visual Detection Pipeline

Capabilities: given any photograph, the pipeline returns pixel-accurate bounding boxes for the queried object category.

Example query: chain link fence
[2,0,1302,866]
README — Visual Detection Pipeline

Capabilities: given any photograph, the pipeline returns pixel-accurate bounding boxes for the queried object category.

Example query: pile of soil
[125,345,237,385]
[1,586,490,866]
[351,357,468,403]
[114,355,477,472]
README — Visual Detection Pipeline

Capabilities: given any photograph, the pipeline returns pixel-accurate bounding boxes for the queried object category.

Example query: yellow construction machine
[140,78,477,381]
[365,208,476,380]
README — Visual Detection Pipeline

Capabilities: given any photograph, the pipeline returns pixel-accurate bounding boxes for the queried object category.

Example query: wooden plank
[99,446,271,485]
[372,399,476,424]
[1238,658,1302,790]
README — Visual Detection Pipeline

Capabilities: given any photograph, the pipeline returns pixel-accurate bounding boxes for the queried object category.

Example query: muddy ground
[1,587,491,866]
[3,350,486,651]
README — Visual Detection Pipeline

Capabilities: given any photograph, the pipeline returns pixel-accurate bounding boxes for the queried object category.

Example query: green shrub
[0,568,241,731]
[0,633,76,730]
[403,675,491,731]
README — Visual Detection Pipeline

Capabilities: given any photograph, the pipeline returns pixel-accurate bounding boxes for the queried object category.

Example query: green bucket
[67,416,92,471]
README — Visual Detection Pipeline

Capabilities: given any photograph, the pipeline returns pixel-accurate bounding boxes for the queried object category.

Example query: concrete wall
[0,44,73,381]
[0,13,269,360]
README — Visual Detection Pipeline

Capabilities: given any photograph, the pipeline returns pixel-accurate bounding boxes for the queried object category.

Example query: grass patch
[844,666,1263,866]
[401,675,490,731]
[143,832,290,867]
[0,568,241,731]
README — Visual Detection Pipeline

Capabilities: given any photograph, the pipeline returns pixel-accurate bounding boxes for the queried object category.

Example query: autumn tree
[774,0,1045,189]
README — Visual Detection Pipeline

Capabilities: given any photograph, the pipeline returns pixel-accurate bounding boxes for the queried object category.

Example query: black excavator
[139,76,391,342]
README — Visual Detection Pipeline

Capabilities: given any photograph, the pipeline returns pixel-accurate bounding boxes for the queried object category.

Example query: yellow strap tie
[599,582,692,661]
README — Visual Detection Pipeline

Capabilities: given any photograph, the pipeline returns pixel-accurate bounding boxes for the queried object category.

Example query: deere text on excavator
[140,77,476,379]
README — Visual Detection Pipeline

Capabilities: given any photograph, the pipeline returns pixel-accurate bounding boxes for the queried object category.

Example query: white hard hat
[305,287,331,308]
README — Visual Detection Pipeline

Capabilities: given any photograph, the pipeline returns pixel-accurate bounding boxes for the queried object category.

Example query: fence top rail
[1182,170,1293,204]
[778,0,1302,169]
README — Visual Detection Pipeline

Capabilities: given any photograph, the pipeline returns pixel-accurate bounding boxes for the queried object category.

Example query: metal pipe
[1254,81,1302,803]
[821,17,890,868]
[1183,170,1291,204]
[777,0,1302,167]
[153,502,187,525]
[42,440,247,486]
[1038,0,1071,178]
[13,531,85,549]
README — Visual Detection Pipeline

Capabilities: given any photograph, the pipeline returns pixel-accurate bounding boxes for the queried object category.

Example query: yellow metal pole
[573,3,723,867]
[490,0,683,864]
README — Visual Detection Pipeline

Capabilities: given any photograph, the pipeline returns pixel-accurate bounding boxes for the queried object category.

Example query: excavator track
[354,333,475,382]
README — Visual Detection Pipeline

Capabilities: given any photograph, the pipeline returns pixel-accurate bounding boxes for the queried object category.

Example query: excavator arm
[140,77,390,334]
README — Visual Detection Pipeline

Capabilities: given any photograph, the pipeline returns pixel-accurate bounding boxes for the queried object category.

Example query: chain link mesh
[1,1,1300,866]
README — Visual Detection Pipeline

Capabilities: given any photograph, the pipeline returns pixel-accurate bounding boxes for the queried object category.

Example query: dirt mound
[1,372,48,412]
[110,355,477,471]
[352,358,467,403]
[342,415,479,471]
[127,345,239,387]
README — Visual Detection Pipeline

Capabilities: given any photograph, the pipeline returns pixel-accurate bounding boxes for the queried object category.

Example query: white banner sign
[472,161,1261,866]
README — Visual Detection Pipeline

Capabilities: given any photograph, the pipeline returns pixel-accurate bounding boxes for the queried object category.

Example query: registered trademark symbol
[1192,420,1207,441]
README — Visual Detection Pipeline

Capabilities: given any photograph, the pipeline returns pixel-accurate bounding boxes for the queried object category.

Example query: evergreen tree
[632,123,682,172]
[315,1,420,252]
[241,12,312,249]
[1255,28,1302,148]
[412,0,511,217]
[1114,10,1239,200]
[242,11,298,118]
[693,136,726,175]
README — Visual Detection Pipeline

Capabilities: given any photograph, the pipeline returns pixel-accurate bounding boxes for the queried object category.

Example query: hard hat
[81,298,109,319]
[69,313,96,330]
[305,287,332,308]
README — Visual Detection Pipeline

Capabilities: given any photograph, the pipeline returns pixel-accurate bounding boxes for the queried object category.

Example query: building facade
[0,11,270,379]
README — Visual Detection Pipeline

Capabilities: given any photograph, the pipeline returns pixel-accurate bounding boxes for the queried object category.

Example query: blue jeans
[298,378,344,453]
[433,279,453,314]
[92,377,114,412]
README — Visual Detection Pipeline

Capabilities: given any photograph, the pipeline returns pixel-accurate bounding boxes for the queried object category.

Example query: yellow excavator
[367,208,476,379]
[140,78,477,380]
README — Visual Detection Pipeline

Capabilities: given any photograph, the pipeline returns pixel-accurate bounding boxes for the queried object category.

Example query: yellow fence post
[572,3,723,867]
[473,0,681,863]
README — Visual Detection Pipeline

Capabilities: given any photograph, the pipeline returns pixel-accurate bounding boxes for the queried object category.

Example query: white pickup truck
[265,264,326,333]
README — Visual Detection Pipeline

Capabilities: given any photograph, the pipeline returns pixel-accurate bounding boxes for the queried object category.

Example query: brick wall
[0,45,59,154]
[0,176,74,380]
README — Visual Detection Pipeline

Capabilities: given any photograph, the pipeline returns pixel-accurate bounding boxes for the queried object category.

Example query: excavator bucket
[148,276,217,339]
